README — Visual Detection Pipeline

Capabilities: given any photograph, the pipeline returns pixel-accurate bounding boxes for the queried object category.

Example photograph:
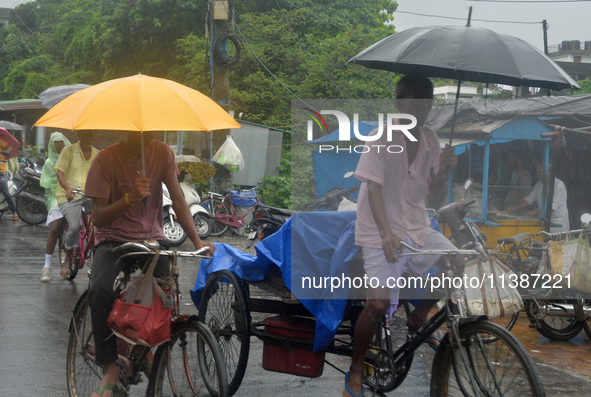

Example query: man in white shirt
[508,163,569,232]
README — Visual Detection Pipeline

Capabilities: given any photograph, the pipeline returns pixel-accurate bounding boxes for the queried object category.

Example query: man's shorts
[46,206,64,226]
[362,229,456,292]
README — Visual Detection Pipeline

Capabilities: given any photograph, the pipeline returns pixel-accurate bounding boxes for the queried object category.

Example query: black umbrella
[0,120,24,131]
[349,23,580,143]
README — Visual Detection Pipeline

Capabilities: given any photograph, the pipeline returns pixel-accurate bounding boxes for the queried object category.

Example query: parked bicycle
[495,213,591,341]
[66,242,228,397]
[200,185,261,237]
[57,188,94,280]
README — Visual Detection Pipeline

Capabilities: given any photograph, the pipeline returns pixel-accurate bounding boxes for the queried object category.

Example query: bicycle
[199,241,545,396]
[58,188,94,280]
[66,241,228,397]
[200,185,261,237]
[496,227,591,341]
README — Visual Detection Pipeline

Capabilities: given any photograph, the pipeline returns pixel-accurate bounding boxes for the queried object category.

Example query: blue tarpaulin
[311,150,361,201]
[191,211,441,351]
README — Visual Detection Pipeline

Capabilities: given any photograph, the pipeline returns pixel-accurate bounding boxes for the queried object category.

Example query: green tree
[575,79,591,94]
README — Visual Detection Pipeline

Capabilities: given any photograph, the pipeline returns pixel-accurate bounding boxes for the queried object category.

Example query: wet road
[0,216,590,396]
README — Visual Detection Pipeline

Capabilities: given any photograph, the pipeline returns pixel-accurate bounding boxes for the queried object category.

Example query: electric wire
[234,22,319,112]
[396,10,542,24]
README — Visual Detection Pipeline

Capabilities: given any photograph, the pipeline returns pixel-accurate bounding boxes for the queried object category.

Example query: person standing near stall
[508,163,569,232]
[504,148,532,210]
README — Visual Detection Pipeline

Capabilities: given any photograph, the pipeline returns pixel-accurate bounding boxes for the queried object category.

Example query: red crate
[262,315,325,378]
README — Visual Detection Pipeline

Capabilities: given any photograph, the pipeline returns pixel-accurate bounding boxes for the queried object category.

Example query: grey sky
[393,0,591,51]
[0,0,30,10]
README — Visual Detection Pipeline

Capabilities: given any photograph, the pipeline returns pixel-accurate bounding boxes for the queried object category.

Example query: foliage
[257,139,316,210]
[574,79,591,95]
[258,148,292,208]
[0,0,401,204]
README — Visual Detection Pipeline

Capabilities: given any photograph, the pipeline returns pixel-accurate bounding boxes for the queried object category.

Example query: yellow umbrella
[35,73,241,174]
[35,74,240,131]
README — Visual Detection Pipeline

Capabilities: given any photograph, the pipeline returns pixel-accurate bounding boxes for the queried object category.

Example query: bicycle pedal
[528,323,538,329]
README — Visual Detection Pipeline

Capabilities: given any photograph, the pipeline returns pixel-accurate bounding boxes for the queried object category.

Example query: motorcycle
[162,182,213,246]
[12,156,47,225]
[432,179,488,249]
[246,204,297,249]
[304,171,360,212]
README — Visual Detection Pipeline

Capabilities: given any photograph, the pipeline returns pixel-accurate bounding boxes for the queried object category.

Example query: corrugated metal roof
[0,99,44,111]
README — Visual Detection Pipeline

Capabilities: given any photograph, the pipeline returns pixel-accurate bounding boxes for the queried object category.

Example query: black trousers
[88,242,169,366]
[0,173,16,214]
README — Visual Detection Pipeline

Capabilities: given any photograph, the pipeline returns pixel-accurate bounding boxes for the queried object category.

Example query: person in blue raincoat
[40,132,71,282]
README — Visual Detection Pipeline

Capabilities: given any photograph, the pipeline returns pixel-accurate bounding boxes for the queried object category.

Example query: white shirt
[524,178,569,233]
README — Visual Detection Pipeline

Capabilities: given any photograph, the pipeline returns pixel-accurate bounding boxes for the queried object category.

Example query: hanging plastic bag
[212,136,245,173]
[107,253,175,347]
[459,256,523,320]
[549,232,591,293]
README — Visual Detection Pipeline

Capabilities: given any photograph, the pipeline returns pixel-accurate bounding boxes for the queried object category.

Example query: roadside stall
[428,94,591,243]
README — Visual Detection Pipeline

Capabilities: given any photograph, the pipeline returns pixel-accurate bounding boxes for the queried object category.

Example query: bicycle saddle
[496,232,530,245]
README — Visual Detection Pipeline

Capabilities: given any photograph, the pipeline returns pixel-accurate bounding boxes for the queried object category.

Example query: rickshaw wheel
[199,270,250,396]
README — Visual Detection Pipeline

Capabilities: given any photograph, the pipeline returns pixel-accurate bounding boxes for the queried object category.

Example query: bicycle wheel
[66,291,103,397]
[573,299,591,340]
[481,312,520,343]
[200,198,230,237]
[147,320,229,397]
[488,312,519,332]
[526,299,583,341]
[69,246,83,280]
[363,307,413,393]
[198,270,249,396]
[431,321,545,397]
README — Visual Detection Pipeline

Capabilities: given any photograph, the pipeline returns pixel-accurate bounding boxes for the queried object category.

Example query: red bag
[107,253,174,347]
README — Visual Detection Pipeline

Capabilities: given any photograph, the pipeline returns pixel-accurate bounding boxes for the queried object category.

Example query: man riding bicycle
[345,74,462,397]
[84,131,214,397]
[55,130,98,278]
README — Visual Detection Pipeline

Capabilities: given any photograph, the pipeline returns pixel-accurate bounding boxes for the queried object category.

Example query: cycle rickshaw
[193,211,545,397]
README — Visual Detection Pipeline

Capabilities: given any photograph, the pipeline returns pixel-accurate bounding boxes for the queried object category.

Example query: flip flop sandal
[11,215,18,221]
[61,262,72,278]
[95,383,128,397]
[344,371,366,397]
[407,324,443,351]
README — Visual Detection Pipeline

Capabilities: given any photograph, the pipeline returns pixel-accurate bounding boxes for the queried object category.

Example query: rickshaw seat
[497,232,530,245]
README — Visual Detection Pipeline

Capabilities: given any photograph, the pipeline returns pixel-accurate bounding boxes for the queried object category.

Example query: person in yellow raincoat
[40,132,71,282]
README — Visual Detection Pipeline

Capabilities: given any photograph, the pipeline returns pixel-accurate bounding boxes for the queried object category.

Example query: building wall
[230,122,283,187]
[0,8,10,29]
[552,54,591,63]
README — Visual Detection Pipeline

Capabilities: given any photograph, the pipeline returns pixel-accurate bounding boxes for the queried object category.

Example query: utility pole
[210,0,230,111]
[543,20,551,96]
[208,0,233,190]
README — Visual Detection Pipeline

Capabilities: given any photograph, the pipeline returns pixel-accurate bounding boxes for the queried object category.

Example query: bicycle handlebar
[537,229,583,237]
[112,242,211,258]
